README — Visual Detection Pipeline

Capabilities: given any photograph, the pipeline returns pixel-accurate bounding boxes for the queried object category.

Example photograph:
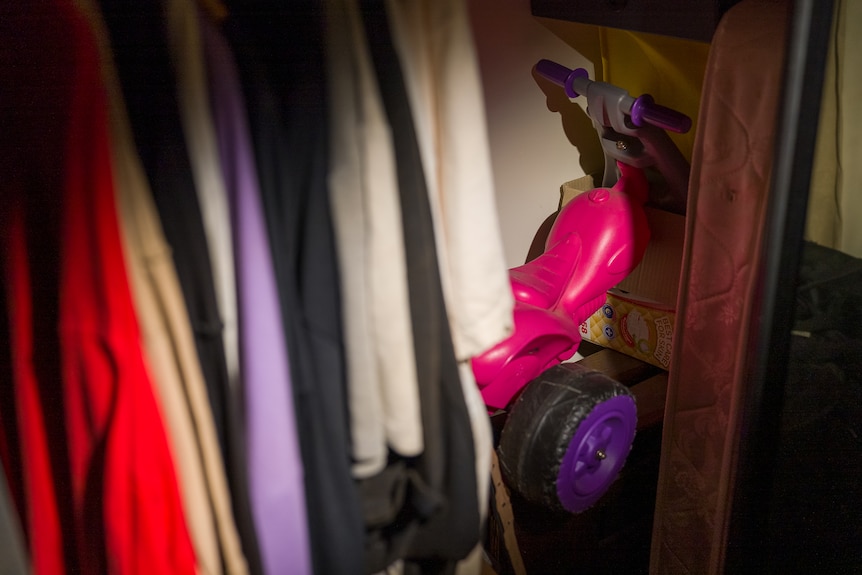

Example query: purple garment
[199,13,312,575]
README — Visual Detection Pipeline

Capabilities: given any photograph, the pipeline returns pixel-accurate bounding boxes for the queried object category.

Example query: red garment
[0,2,198,574]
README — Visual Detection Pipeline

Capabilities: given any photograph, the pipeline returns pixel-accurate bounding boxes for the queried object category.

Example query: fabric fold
[74,0,252,572]
[0,3,198,571]
[200,12,312,575]
[223,2,366,572]
[324,0,425,479]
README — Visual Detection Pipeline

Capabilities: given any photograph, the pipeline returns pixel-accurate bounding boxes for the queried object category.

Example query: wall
[467,0,601,267]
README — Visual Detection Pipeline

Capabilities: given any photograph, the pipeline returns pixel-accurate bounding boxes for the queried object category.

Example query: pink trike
[473,59,691,513]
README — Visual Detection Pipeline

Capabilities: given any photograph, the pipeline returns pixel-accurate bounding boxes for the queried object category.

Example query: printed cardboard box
[579,288,675,370]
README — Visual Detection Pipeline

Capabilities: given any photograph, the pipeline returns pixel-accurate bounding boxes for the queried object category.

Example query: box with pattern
[579,288,675,370]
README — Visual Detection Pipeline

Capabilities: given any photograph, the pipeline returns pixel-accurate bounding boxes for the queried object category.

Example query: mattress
[649,1,790,573]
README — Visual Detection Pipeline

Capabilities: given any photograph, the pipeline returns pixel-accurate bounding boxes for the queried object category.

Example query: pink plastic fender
[472,162,650,410]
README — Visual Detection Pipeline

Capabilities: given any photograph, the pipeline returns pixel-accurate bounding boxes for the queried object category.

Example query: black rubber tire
[497,362,636,513]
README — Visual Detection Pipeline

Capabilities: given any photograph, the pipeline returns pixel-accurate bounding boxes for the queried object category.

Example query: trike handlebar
[535,59,691,134]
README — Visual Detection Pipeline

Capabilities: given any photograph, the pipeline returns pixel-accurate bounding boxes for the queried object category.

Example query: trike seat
[508,232,582,310]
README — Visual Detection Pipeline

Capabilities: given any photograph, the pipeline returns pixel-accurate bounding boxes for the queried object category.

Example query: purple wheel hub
[556,394,637,513]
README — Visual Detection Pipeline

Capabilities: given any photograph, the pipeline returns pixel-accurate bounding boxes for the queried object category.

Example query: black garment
[223,3,365,574]
[359,3,481,573]
[0,8,87,569]
[765,241,862,573]
[0,96,32,570]
[94,3,262,574]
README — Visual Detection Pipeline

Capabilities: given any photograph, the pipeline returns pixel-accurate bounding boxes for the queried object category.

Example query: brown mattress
[649,1,790,573]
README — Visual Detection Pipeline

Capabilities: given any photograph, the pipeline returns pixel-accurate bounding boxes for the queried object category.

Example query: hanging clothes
[164,0,241,401]
[95,2,263,572]
[200,12,313,575]
[223,2,365,573]
[805,0,862,257]
[324,0,425,480]
[0,2,198,572]
[380,0,514,534]
[359,2,481,572]
[381,0,514,364]
[74,0,251,573]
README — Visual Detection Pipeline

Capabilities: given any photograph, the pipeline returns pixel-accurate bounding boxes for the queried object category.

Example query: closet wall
[467,0,596,267]
[467,0,707,268]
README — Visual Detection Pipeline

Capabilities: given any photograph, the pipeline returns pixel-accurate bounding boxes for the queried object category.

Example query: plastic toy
[473,59,691,513]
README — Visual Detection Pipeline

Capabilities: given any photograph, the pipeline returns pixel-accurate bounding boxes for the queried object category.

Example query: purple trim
[535,59,571,88]
[535,59,589,98]
[556,394,637,513]
[564,68,590,99]
[631,94,692,134]
[629,94,652,128]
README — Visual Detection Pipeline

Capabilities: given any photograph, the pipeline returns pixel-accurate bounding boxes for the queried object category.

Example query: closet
[2,0,860,574]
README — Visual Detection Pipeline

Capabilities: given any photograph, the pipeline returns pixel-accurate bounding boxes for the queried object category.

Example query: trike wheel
[497,363,637,513]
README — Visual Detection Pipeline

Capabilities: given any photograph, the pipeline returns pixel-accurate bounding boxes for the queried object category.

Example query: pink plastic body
[472,162,651,410]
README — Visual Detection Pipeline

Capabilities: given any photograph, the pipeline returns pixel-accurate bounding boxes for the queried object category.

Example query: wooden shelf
[531,0,743,42]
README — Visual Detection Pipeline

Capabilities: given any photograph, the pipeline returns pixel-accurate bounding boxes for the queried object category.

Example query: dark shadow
[531,67,605,180]
[524,211,558,264]
[27,196,90,574]
[532,19,605,83]
[525,65,607,265]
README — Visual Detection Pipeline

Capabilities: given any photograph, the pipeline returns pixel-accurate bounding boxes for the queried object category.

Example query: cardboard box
[579,289,675,369]
[560,177,685,369]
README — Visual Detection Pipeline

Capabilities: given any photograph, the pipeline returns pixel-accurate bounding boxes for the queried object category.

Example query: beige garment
[325,0,424,478]
[806,0,862,257]
[383,0,513,535]
[74,2,249,574]
[384,0,514,362]
[164,0,240,393]
[649,2,788,573]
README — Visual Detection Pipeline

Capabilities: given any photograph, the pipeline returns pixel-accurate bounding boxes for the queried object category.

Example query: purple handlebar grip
[535,59,589,99]
[630,94,692,134]
[536,59,692,134]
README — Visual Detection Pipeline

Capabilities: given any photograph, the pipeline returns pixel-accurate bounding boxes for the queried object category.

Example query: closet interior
[1,0,859,574]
